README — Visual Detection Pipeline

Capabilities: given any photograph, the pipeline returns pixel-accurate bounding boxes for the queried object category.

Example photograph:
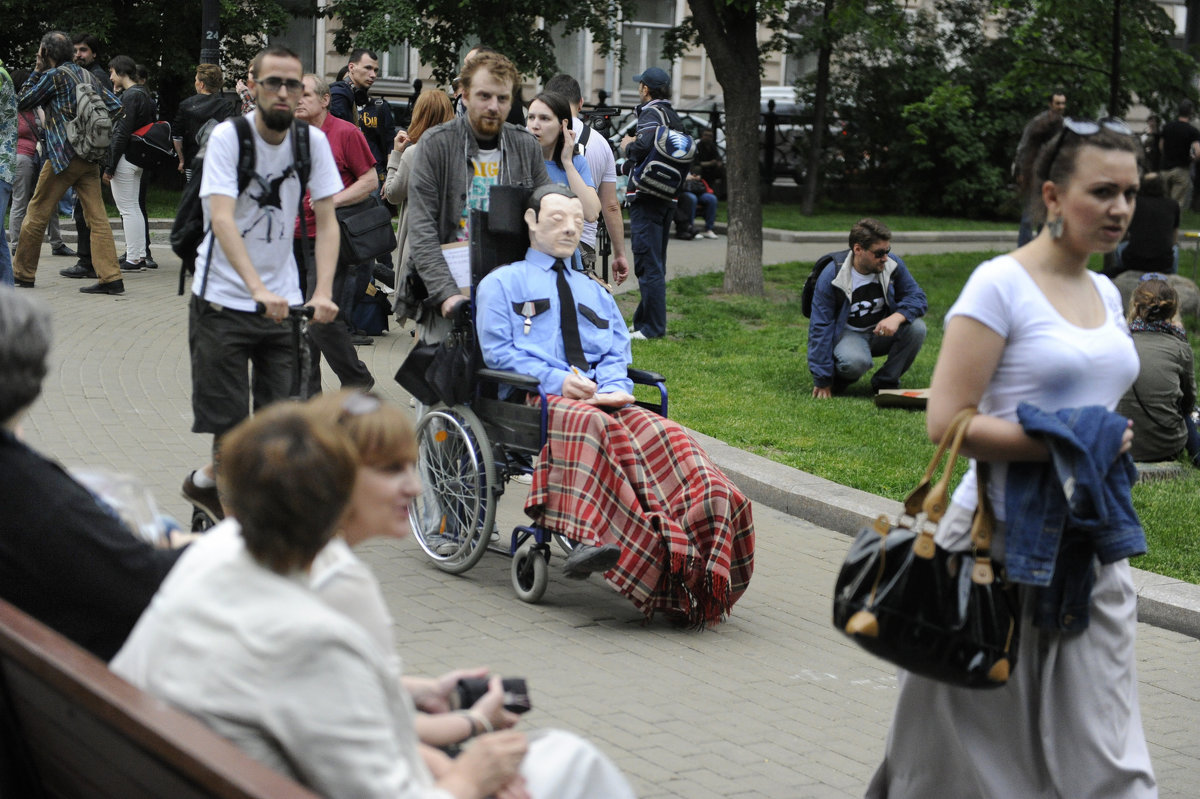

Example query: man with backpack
[619,66,688,340]
[180,45,342,522]
[12,30,125,295]
[807,218,927,398]
[173,64,234,182]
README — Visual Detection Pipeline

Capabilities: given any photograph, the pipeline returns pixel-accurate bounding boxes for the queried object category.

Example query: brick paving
[13,227,1200,798]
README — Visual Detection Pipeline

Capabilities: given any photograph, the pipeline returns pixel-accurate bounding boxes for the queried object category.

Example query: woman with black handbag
[867,122,1156,796]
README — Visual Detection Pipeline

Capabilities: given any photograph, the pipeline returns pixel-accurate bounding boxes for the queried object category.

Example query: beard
[470,112,503,139]
[260,104,295,132]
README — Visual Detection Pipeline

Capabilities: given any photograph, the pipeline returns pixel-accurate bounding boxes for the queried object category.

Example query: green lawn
[620,256,1200,586]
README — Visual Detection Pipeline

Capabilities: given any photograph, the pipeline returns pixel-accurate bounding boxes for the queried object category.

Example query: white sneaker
[629,330,648,341]
[702,229,719,239]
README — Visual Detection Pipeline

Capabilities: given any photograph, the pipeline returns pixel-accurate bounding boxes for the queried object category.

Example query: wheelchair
[402,192,667,604]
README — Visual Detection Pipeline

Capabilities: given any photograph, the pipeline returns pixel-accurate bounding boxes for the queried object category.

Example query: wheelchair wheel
[411,406,497,575]
[190,507,215,533]
[511,542,549,603]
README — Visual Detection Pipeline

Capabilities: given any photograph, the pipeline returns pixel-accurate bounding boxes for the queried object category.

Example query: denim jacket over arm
[1005,403,1146,631]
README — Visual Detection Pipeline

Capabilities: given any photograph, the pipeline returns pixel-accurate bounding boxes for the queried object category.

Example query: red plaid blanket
[526,397,755,627]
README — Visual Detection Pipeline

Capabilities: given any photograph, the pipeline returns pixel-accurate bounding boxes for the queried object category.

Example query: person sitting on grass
[1116,275,1200,467]
[476,183,755,627]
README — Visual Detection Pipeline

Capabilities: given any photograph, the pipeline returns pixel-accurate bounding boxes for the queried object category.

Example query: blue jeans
[832,318,927,390]
[629,196,674,339]
[0,180,12,286]
[677,190,718,232]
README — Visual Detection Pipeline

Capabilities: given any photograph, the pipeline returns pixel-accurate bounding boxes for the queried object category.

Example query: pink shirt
[296,113,376,238]
[17,111,39,159]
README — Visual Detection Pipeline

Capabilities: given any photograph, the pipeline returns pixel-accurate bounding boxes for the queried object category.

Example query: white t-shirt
[945,254,1138,518]
[195,112,343,312]
[571,117,617,248]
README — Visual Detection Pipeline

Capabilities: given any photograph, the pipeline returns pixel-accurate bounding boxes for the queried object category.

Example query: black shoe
[14,278,34,288]
[59,263,98,279]
[562,543,621,579]
[51,244,77,257]
[675,228,696,241]
[119,257,146,272]
[143,255,159,269]
[80,279,125,295]
[351,334,374,346]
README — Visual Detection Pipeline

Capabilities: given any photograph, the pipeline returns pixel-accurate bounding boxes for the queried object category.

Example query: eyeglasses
[1044,117,1133,176]
[869,247,891,259]
[1139,272,1169,282]
[259,76,304,94]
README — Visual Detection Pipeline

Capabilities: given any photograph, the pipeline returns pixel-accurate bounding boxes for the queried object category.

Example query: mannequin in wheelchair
[476,184,755,627]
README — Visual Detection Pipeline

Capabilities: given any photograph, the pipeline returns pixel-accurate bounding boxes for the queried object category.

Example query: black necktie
[553,259,588,371]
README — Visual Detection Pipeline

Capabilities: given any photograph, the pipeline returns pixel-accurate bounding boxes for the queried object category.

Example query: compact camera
[454,676,532,714]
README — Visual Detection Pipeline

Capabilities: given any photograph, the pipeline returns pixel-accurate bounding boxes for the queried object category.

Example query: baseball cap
[633,67,670,91]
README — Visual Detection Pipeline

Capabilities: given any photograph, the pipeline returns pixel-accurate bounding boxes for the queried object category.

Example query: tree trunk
[688,0,764,295]
[801,0,834,216]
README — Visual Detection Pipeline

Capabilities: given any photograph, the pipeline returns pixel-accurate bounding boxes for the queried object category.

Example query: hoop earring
[1046,216,1064,240]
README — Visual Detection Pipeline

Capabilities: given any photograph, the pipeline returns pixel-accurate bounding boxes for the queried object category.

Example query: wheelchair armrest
[627,367,666,385]
[476,368,542,391]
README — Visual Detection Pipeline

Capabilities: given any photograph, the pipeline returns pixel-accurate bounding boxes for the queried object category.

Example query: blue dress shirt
[477,248,633,398]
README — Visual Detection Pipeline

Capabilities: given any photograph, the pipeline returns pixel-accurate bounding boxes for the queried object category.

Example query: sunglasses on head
[1044,117,1133,176]
[1139,272,1169,282]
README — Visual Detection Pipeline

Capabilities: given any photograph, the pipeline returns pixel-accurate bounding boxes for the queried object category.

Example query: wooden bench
[0,598,320,799]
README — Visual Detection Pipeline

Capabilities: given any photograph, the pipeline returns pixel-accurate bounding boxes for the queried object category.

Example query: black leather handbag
[832,408,1021,689]
[336,197,397,267]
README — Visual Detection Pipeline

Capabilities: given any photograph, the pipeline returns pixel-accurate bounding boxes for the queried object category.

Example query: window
[551,24,588,86]
[271,15,316,72]
[381,42,412,83]
[619,0,677,104]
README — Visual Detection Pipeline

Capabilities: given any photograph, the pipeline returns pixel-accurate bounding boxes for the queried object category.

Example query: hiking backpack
[800,252,841,318]
[171,116,311,294]
[64,67,114,163]
[626,105,696,201]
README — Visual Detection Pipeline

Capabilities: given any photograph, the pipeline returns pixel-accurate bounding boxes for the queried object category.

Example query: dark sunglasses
[869,247,891,259]
[1044,117,1133,176]
[259,76,304,94]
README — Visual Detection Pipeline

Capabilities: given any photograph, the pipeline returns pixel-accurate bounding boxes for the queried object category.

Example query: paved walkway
[14,226,1200,798]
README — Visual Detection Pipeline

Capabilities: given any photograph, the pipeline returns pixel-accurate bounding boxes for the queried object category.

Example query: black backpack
[171,116,311,295]
[800,251,842,318]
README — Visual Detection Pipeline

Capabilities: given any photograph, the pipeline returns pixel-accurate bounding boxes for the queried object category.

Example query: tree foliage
[0,0,302,152]
[325,0,634,84]
[789,0,1196,219]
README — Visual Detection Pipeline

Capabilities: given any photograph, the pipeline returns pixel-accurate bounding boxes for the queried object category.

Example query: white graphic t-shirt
[195,112,342,312]
[846,270,887,332]
[458,147,502,242]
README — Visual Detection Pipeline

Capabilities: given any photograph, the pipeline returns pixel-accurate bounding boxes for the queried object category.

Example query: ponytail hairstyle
[1128,277,1179,325]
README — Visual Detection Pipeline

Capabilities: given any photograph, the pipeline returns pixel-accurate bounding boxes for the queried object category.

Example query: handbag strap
[902,406,976,519]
